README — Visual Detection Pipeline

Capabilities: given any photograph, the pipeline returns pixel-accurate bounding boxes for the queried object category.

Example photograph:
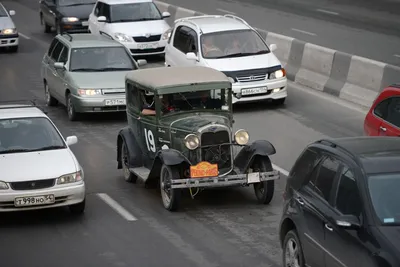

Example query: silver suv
[40,33,146,121]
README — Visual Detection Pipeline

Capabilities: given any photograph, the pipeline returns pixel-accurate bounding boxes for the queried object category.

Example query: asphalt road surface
[159,0,400,67]
[0,1,367,266]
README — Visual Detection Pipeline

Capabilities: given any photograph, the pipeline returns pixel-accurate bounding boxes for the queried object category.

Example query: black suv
[279,137,400,267]
[39,0,95,34]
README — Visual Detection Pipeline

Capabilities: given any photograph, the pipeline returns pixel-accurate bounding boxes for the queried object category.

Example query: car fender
[234,140,276,173]
[147,149,191,182]
[117,127,143,169]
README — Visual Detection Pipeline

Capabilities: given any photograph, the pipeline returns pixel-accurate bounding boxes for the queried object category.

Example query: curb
[155,0,400,108]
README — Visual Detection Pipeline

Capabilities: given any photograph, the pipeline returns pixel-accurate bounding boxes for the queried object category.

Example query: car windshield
[57,0,96,7]
[200,29,270,59]
[154,89,230,115]
[70,47,135,72]
[110,2,162,22]
[0,117,66,154]
[0,5,8,17]
[368,173,400,225]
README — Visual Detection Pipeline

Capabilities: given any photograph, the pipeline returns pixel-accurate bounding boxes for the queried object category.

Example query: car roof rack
[316,139,358,161]
[62,32,73,41]
[100,31,113,40]
[0,99,48,114]
[223,14,249,26]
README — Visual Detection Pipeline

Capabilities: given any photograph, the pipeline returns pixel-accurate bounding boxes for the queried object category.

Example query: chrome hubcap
[285,238,300,267]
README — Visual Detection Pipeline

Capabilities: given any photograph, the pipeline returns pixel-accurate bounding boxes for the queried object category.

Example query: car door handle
[295,197,304,206]
[325,223,333,232]
[380,126,387,132]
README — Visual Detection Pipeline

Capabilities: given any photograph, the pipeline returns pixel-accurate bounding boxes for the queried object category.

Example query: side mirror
[137,59,147,67]
[270,44,277,52]
[66,136,78,146]
[97,16,107,22]
[161,11,171,18]
[186,52,198,61]
[9,10,16,16]
[54,62,65,70]
[335,215,361,230]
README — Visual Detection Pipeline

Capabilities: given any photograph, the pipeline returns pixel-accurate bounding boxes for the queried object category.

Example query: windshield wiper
[30,145,66,152]
[71,68,102,72]
[0,148,31,154]
[63,3,95,6]
[216,50,269,59]
[95,67,133,71]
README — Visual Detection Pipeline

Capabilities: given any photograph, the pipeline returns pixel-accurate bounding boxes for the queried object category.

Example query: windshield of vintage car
[368,173,400,225]
[0,5,8,16]
[70,47,135,72]
[110,2,162,22]
[200,29,270,59]
[58,0,95,7]
[160,89,229,114]
[0,117,66,154]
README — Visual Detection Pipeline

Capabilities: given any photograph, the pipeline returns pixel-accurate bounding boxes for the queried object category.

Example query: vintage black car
[117,66,280,211]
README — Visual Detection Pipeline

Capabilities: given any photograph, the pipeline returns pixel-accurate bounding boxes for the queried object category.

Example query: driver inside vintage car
[141,96,173,115]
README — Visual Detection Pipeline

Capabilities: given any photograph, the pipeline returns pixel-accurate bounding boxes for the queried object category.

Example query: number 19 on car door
[143,127,157,161]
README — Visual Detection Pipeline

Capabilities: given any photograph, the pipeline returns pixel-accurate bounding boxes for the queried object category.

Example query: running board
[129,167,150,182]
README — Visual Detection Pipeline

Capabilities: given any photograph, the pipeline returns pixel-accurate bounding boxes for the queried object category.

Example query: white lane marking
[316,9,339,15]
[272,163,289,177]
[394,54,400,58]
[291,28,317,36]
[19,32,31,39]
[216,8,236,14]
[97,193,137,221]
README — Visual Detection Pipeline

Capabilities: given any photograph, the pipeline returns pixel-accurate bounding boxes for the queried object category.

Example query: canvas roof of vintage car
[125,66,231,94]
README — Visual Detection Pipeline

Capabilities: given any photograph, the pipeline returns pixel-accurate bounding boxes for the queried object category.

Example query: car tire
[252,157,275,204]
[121,141,137,183]
[283,230,306,267]
[69,199,85,215]
[44,82,58,106]
[160,164,182,211]
[8,46,18,53]
[66,93,80,121]
[41,14,51,33]
[274,97,286,105]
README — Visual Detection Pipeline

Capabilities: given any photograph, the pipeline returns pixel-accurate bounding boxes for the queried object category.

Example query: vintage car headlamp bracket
[234,129,249,145]
[184,134,200,150]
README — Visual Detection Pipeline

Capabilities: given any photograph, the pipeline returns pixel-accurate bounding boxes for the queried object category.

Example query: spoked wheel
[160,164,181,211]
[121,142,137,183]
[283,230,305,267]
[252,157,275,204]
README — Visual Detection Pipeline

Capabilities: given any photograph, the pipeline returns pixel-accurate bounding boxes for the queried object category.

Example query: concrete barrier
[155,1,400,108]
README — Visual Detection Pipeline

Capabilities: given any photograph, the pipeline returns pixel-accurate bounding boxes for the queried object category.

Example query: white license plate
[14,195,55,207]
[241,87,268,96]
[105,99,126,106]
[81,21,89,26]
[247,172,261,184]
[137,43,158,50]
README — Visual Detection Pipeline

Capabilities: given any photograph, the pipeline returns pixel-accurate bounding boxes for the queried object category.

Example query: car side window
[312,156,340,202]
[50,41,64,61]
[173,26,193,54]
[374,98,391,119]
[58,46,69,63]
[94,2,103,16]
[47,39,59,56]
[289,148,321,189]
[386,97,400,128]
[335,166,362,217]
[187,29,198,55]
[101,3,110,18]
[127,83,140,111]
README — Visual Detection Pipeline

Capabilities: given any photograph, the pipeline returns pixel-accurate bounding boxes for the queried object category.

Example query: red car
[364,84,400,136]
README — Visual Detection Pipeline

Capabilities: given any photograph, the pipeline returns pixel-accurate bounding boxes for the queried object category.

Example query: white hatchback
[88,0,171,57]
[165,15,288,105]
[0,104,86,214]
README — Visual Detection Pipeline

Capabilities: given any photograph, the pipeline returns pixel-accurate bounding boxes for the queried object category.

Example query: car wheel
[8,46,18,53]
[283,230,305,267]
[252,157,275,204]
[41,14,51,33]
[121,141,137,183]
[66,93,80,121]
[274,97,286,105]
[44,82,58,106]
[160,164,181,211]
[69,199,85,215]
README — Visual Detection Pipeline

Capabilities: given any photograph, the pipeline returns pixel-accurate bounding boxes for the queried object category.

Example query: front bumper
[0,34,19,47]
[232,77,288,104]
[71,94,126,113]
[170,170,280,189]
[60,21,89,33]
[121,39,167,56]
[0,182,85,212]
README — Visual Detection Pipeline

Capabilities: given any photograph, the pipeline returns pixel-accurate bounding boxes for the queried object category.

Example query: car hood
[69,71,129,89]
[0,17,15,30]
[203,52,281,72]
[108,20,170,36]
[161,113,231,133]
[0,149,78,182]
[58,4,95,20]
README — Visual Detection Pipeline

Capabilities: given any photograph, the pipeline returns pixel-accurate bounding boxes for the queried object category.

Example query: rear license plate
[137,42,158,50]
[247,172,261,183]
[105,99,126,106]
[14,195,55,207]
[81,21,89,26]
[241,87,268,96]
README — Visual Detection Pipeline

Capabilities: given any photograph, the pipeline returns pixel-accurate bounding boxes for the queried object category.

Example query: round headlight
[234,129,249,145]
[184,134,200,150]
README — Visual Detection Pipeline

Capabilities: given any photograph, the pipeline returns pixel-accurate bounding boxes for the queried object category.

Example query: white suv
[165,15,287,104]
[88,0,171,57]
